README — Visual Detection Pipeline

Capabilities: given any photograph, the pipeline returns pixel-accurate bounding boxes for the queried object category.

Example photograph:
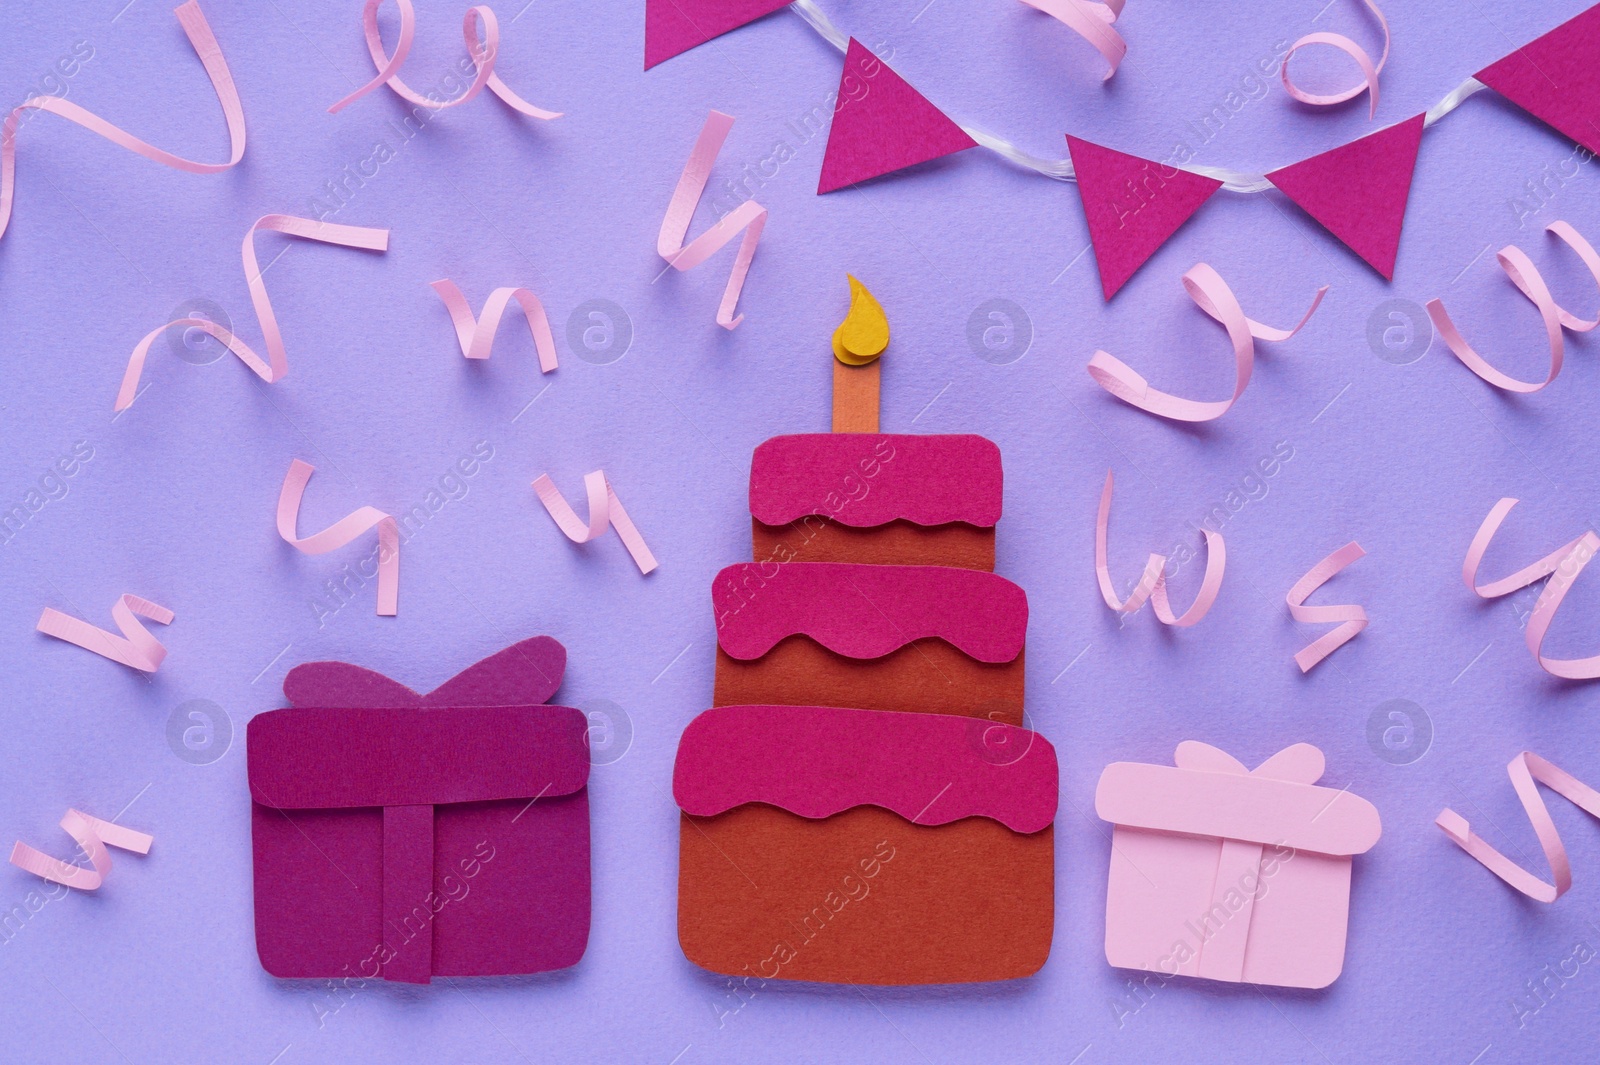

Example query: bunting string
[789,0,1483,193]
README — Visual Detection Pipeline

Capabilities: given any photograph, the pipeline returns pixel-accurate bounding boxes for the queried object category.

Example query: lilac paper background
[2,0,1600,1061]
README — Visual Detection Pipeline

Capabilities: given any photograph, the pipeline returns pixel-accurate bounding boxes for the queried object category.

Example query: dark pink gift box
[246,636,590,984]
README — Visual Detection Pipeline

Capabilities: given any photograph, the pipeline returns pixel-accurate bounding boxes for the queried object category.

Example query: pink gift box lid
[713,561,1027,663]
[749,433,1002,529]
[674,704,1058,833]
[1095,741,1381,856]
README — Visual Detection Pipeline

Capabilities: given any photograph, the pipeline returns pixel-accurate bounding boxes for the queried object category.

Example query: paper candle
[831,274,889,433]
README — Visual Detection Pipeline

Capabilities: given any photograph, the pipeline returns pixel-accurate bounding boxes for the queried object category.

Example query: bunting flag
[644,0,793,70]
[1266,113,1425,280]
[817,39,977,194]
[1066,136,1223,299]
[1475,4,1600,155]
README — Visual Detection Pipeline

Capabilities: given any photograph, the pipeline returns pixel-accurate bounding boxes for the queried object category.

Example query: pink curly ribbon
[532,471,658,574]
[10,809,152,891]
[328,0,560,118]
[117,215,389,411]
[1019,0,1127,81]
[1095,470,1225,627]
[1087,263,1326,422]
[1286,542,1367,671]
[657,111,767,330]
[276,459,399,615]
[36,594,173,673]
[1426,221,1600,394]
[431,279,557,372]
[0,1,245,244]
[1436,752,1600,903]
[1464,497,1600,680]
[1281,0,1389,118]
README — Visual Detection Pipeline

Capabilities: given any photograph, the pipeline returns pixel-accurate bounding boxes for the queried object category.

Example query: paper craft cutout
[750,434,1002,529]
[676,708,1057,984]
[1426,220,1600,393]
[328,0,559,119]
[285,635,567,709]
[816,39,977,195]
[0,1,245,245]
[532,470,658,574]
[676,704,1058,831]
[1088,264,1326,421]
[1476,3,1600,156]
[1464,497,1600,679]
[1437,752,1600,902]
[1096,470,1224,627]
[831,274,888,432]
[1267,114,1423,279]
[833,274,889,366]
[276,459,399,616]
[36,594,173,672]
[431,279,558,373]
[1280,0,1390,117]
[714,635,1026,724]
[678,274,1056,985]
[1096,741,1380,989]
[1066,136,1222,299]
[248,637,589,982]
[11,810,152,891]
[713,561,1027,663]
[1019,0,1126,81]
[644,0,792,69]
[658,111,766,329]
[1287,541,1367,671]
[117,215,389,411]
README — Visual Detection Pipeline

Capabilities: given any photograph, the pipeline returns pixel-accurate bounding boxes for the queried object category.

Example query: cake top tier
[749,433,1002,529]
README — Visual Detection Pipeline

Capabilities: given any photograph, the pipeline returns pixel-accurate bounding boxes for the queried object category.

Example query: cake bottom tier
[678,805,1053,985]
[752,517,995,570]
[714,640,1025,725]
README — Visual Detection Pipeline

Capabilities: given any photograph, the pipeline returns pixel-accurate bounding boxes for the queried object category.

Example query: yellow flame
[832,274,889,366]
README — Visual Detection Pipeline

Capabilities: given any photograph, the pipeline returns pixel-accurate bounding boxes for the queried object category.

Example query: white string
[789,0,1486,194]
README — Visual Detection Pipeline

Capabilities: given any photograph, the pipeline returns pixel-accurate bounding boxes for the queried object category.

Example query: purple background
[3,0,1599,1061]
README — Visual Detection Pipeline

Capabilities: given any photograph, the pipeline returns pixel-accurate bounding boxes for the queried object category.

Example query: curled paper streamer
[0,0,246,244]
[431,279,558,372]
[36,594,173,673]
[1019,0,1126,82]
[1464,497,1600,679]
[10,809,152,891]
[1436,753,1600,903]
[657,111,767,329]
[1286,541,1367,672]
[117,215,390,411]
[328,0,560,119]
[1281,0,1390,118]
[1095,470,1225,627]
[1087,264,1326,422]
[276,459,399,616]
[532,471,658,574]
[1426,221,1600,394]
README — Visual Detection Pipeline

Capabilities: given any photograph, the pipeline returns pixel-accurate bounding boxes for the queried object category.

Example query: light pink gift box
[1094,741,1381,990]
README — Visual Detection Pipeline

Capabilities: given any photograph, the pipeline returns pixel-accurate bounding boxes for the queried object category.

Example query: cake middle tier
[712,561,1027,724]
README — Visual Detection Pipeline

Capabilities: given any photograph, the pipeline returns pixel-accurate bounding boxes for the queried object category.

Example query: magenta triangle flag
[1266,114,1425,280]
[817,39,978,194]
[1065,136,1222,299]
[644,0,792,70]
[1476,4,1600,154]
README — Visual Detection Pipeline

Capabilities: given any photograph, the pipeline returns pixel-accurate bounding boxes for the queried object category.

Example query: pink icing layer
[673,704,1059,833]
[713,561,1027,662]
[749,433,1002,529]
